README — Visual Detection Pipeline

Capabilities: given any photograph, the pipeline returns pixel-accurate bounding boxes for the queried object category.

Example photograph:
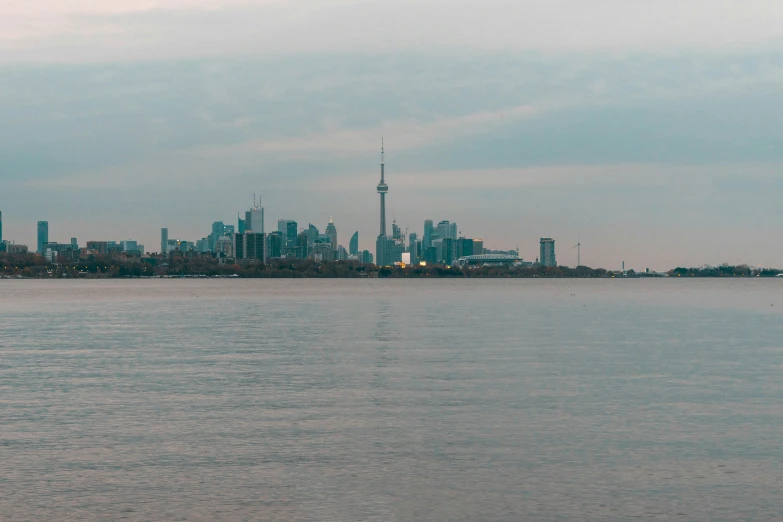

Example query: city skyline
[2,1,783,270]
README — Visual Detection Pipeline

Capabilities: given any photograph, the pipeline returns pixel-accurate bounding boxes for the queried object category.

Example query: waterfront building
[0,211,3,252]
[360,250,373,264]
[161,228,168,254]
[540,238,557,267]
[37,221,49,254]
[473,239,484,256]
[349,231,359,255]
[408,232,418,262]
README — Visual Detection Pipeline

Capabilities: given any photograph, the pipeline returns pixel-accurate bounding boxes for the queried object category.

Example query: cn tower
[377,138,388,237]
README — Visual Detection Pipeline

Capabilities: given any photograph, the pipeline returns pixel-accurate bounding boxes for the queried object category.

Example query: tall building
[540,238,557,267]
[37,221,49,254]
[161,228,168,254]
[408,232,418,262]
[307,224,319,247]
[238,213,246,234]
[233,232,264,260]
[244,197,265,261]
[268,231,283,258]
[325,218,337,252]
[70,238,78,250]
[457,237,474,258]
[278,219,297,247]
[215,236,233,258]
[297,231,310,259]
[442,237,456,265]
[349,231,359,256]
[311,242,334,262]
[436,220,451,241]
[423,220,434,249]
[392,221,402,241]
[0,211,3,251]
[473,239,484,256]
[450,222,458,240]
[375,140,395,266]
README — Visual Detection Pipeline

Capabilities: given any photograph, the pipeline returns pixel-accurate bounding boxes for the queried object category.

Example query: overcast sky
[2,0,782,269]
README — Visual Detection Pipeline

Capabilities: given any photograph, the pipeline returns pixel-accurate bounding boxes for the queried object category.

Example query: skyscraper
[349,231,359,256]
[0,211,3,252]
[423,220,433,250]
[268,231,283,258]
[409,232,418,262]
[308,224,319,247]
[436,220,451,241]
[457,237,474,258]
[161,228,168,254]
[540,238,557,267]
[442,237,456,265]
[210,221,225,251]
[278,219,297,247]
[238,213,246,234]
[326,218,337,251]
[450,222,458,240]
[37,221,49,254]
[234,232,264,260]
[297,231,310,258]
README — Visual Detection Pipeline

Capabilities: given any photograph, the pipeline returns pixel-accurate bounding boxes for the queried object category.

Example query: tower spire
[376,137,389,239]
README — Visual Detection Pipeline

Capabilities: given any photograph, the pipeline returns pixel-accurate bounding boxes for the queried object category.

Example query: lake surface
[1,279,782,521]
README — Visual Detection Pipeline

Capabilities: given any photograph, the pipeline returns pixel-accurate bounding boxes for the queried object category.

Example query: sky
[1,0,783,270]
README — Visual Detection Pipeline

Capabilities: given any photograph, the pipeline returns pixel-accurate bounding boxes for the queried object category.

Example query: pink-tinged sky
[1,0,783,269]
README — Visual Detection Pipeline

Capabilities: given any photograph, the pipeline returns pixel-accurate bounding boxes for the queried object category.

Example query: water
[1,279,782,521]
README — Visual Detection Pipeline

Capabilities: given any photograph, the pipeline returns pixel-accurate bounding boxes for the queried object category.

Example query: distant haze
[2,0,783,270]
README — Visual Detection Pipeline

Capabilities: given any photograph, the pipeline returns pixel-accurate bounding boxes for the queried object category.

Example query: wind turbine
[570,236,582,267]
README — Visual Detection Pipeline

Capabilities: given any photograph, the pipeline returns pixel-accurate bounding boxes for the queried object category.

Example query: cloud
[196,104,540,160]
[2,0,783,63]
